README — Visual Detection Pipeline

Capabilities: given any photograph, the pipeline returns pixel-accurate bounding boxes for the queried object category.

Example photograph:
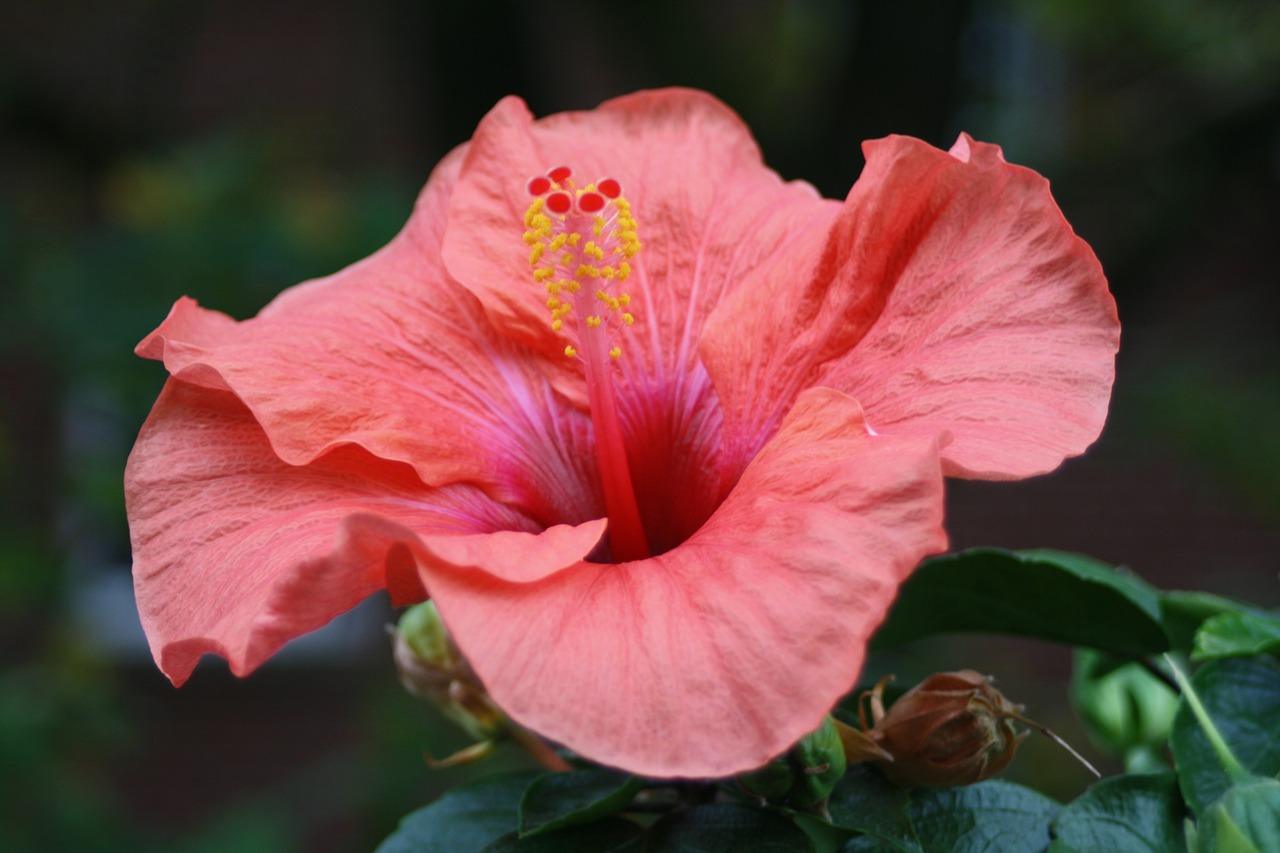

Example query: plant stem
[508,725,572,772]
[1163,653,1250,783]
[1136,656,1179,692]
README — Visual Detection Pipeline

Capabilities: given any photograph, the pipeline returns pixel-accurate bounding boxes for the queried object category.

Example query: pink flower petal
[127,379,603,686]
[136,147,600,524]
[702,133,1119,479]
[442,89,836,380]
[440,89,840,545]
[420,387,947,777]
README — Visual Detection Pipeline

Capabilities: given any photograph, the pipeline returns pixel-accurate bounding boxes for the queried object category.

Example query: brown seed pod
[867,670,1024,787]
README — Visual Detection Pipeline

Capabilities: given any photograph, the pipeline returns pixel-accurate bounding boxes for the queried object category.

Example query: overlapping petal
[701,133,1119,479]
[136,148,599,526]
[125,380,604,686]
[421,388,947,777]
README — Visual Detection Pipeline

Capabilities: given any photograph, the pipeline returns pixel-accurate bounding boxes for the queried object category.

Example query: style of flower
[126,89,1119,778]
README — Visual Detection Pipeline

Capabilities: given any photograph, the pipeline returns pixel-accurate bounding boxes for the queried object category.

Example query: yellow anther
[529,244,545,264]
[561,252,575,266]
[549,233,568,251]
[546,296,560,309]
[567,233,582,246]
[617,262,631,281]
[523,197,545,227]
[609,346,622,359]
[523,230,540,245]
[551,319,563,331]
[601,265,616,279]
[546,281,562,295]
[533,267,554,281]
[565,281,581,293]
[618,292,631,306]
[622,312,635,326]
[586,315,602,328]
[593,216,606,236]
[563,345,577,358]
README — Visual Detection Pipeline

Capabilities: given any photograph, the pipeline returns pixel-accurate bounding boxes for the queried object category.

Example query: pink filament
[572,287,650,562]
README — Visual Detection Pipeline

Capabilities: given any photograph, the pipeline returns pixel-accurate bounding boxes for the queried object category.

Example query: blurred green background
[2,0,1278,850]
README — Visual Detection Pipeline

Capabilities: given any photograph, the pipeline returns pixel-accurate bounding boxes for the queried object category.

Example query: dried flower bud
[393,601,505,741]
[869,670,1024,788]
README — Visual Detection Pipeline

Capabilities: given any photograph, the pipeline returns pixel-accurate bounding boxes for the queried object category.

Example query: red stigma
[527,175,551,195]
[548,165,572,183]
[546,191,572,214]
[597,178,621,199]
[578,192,605,213]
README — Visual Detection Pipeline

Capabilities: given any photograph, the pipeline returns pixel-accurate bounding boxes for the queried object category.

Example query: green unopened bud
[393,601,504,741]
[738,716,848,806]
[870,671,1024,788]
[1072,650,1178,765]
[738,755,796,800]
[790,716,848,806]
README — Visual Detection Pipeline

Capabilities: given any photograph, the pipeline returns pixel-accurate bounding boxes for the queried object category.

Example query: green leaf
[1048,772,1186,852]
[1160,591,1252,652]
[644,803,812,851]
[377,771,541,853]
[483,817,642,852]
[518,769,642,836]
[827,765,920,852]
[1194,777,1280,853]
[905,781,1060,853]
[1171,657,1280,815]
[1192,611,1280,662]
[871,549,1168,657]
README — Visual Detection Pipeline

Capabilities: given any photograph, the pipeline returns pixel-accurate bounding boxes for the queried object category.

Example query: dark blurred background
[2,0,1278,850]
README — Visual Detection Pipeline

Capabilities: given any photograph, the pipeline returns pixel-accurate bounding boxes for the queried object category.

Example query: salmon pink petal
[136,147,599,524]
[420,387,947,777]
[126,379,603,686]
[701,133,1119,479]
[441,88,838,379]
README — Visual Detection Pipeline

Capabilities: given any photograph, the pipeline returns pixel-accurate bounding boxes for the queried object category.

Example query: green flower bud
[738,716,847,806]
[738,755,796,800]
[393,601,504,741]
[789,716,848,806]
[1072,649,1178,763]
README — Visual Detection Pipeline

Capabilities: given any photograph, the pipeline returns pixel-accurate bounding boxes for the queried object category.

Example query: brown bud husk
[869,670,1025,788]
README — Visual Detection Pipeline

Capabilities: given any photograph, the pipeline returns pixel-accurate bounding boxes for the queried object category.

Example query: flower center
[523,166,650,561]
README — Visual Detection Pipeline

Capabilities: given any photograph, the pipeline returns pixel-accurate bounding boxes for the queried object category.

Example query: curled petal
[702,133,1119,479]
[126,380,601,685]
[422,387,947,777]
[136,147,599,524]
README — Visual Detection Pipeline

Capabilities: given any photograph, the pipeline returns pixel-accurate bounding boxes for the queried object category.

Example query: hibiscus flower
[126,88,1118,778]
